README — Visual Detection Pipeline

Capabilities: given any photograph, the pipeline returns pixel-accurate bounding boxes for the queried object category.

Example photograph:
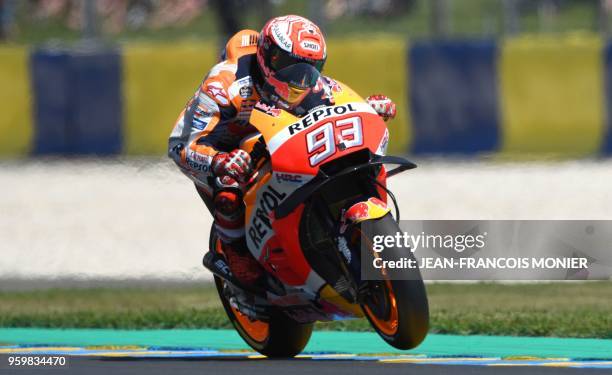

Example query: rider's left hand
[366,94,396,122]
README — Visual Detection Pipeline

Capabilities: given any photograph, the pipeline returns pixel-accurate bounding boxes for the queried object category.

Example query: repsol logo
[248,185,288,248]
[186,158,209,172]
[288,104,357,135]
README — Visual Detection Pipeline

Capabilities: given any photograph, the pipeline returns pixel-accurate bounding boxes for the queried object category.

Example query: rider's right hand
[212,149,253,185]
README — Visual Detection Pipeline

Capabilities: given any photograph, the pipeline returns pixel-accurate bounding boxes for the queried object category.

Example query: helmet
[256,15,327,81]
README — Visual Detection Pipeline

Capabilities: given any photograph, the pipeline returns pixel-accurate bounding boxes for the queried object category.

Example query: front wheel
[359,214,429,349]
[214,276,313,357]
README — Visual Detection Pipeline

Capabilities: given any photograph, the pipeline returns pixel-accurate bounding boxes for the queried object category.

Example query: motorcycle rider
[168,15,397,285]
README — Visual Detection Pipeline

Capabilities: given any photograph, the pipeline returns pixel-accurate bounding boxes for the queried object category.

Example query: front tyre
[360,214,429,349]
[214,276,313,357]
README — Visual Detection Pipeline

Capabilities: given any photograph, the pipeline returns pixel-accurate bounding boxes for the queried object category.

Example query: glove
[212,149,253,185]
[366,94,396,121]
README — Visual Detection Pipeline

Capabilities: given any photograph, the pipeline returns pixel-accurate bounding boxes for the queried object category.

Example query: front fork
[335,197,391,302]
[307,166,391,304]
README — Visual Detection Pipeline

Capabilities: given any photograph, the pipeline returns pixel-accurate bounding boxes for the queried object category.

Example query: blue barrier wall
[9,37,612,157]
[604,43,612,155]
[409,40,500,154]
[31,48,122,155]
[31,50,72,154]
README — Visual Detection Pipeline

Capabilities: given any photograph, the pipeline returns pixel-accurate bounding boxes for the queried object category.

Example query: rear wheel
[210,225,313,358]
[359,214,429,349]
[214,273,313,358]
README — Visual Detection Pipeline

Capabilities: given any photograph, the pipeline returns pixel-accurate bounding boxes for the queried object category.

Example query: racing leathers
[168,29,397,285]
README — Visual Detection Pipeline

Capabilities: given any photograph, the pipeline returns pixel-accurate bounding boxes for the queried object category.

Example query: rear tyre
[359,214,429,349]
[214,274,313,357]
[210,226,313,358]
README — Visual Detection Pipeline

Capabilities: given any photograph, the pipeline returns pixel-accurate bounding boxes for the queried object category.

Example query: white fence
[2,158,611,285]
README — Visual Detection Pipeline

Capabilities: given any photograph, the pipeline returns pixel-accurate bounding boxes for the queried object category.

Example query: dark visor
[269,45,325,72]
[274,63,320,90]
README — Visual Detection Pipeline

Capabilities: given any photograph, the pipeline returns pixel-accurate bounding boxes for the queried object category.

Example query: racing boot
[213,181,264,285]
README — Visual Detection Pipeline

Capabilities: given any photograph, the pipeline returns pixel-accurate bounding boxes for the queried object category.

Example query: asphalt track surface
[3,330,612,373]
[2,356,612,375]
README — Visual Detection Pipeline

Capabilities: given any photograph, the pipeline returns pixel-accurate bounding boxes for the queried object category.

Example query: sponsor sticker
[185,158,210,173]
[185,150,212,172]
[248,185,288,251]
[193,110,213,130]
[325,77,343,93]
[235,99,256,125]
[271,23,293,51]
[287,103,358,135]
[376,128,389,155]
[254,101,281,117]
[206,81,230,106]
[275,172,303,184]
[300,40,320,52]
[239,85,253,98]
[192,119,207,131]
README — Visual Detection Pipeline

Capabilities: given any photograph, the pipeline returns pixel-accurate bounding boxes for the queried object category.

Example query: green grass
[1,282,611,338]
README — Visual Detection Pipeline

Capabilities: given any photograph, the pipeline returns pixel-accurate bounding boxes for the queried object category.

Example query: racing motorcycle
[203,64,428,358]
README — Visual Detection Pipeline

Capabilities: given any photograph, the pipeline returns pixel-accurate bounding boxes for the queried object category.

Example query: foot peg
[203,252,264,295]
[203,251,233,279]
